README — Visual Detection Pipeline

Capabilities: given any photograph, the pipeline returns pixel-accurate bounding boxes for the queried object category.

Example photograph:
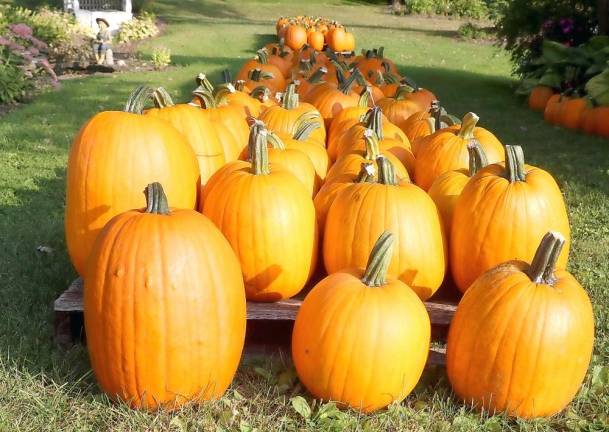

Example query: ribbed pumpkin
[236,49,286,91]
[451,145,571,293]
[377,85,426,131]
[327,26,348,52]
[447,232,594,418]
[401,79,437,111]
[65,86,200,276]
[543,94,565,125]
[202,125,317,301]
[581,105,609,137]
[294,66,328,99]
[558,97,587,129]
[324,156,446,300]
[194,72,262,119]
[258,83,326,143]
[293,232,430,413]
[356,47,399,78]
[402,101,459,150]
[307,30,325,51]
[85,183,246,410]
[144,88,237,185]
[428,141,488,236]
[285,25,307,51]
[266,45,294,78]
[326,88,372,157]
[241,68,285,94]
[414,112,504,191]
[528,85,555,112]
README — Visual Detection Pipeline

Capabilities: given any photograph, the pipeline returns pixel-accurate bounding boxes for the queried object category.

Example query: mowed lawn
[1,0,608,430]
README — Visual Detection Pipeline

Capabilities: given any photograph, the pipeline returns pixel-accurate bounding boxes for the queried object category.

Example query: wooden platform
[54,278,457,365]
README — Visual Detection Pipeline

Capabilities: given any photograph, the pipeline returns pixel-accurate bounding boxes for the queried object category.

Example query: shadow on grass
[0,60,608,397]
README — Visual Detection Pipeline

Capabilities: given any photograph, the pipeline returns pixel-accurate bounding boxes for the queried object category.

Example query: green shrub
[116,12,159,44]
[0,47,32,104]
[151,46,170,70]
[404,0,489,19]
[458,22,495,39]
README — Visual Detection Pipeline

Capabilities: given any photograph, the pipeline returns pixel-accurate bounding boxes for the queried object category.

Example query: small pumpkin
[414,112,504,191]
[528,85,555,112]
[202,125,318,301]
[285,25,308,51]
[85,183,246,410]
[326,88,373,157]
[294,66,328,99]
[450,145,571,292]
[236,49,286,91]
[324,156,446,300]
[543,94,566,125]
[356,47,399,78]
[308,30,325,51]
[446,232,594,418]
[402,101,459,150]
[558,97,587,130]
[377,85,426,132]
[292,231,430,413]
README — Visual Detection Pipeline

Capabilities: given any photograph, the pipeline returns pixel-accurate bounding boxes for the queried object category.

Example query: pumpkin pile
[64,19,594,418]
[276,16,355,52]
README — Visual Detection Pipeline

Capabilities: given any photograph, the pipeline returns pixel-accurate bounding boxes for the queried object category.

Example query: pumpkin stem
[266,131,286,150]
[308,67,327,84]
[298,59,313,75]
[376,155,397,186]
[248,68,274,82]
[384,72,400,85]
[527,232,566,285]
[293,117,321,140]
[151,87,175,108]
[213,83,236,104]
[144,182,170,215]
[363,129,381,160]
[358,86,372,108]
[282,83,299,110]
[235,80,246,92]
[394,84,415,101]
[467,140,489,177]
[356,162,377,183]
[505,145,526,182]
[191,89,217,108]
[402,76,420,91]
[364,106,384,140]
[250,123,271,175]
[195,73,215,93]
[124,85,156,114]
[222,69,232,84]
[457,112,479,140]
[256,48,269,64]
[361,231,395,287]
[338,68,360,95]
[250,86,272,103]
[430,100,442,130]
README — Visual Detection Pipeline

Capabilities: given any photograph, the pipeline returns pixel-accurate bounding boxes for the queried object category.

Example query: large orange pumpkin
[85,183,246,410]
[528,85,555,112]
[558,97,587,129]
[543,94,566,125]
[377,85,425,132]
[451,145,571,293]
[304,68,361,127]
[324,156,446,300]
[202,125,317,301]
[356,47,399,78]
[236,49,286,92]
[447,232,594,418]
[414,112,504,191]
[326,88,373,157]
[292,231,430,413]
[65,86,200,276]
[285,25,308,51]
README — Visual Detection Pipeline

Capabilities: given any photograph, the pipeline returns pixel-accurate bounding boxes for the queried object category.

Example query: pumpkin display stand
[54,276,458,365]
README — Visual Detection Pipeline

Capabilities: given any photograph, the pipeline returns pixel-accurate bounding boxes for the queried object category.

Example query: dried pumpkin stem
[256,48,269,64]
[282,83,299,110]
[527,232,565,285]
[376,155,397,186]
[195,73,215,93]
[365,106,384,140]
[358,87,372,108]
[308,67,327,84]
[250,86,272,102]
[394,84,415,101]
[361,231,395,287]
[213,83,236,105]
[250,125,270,175]
[505,145,526,182]
[221,69,232,84]
[467,140,489,177]
[235,80,246,91]
[151,87,175,108]
[191,89,217,108]
[338,68,360,95]
[124,85,156,114]
[293,120,321,140]
[430,100,442,130]
[363,129,381,160]
[266,131,286,150]
[356,162,376,183]
[458,112,479,140]
[144,182,170,215]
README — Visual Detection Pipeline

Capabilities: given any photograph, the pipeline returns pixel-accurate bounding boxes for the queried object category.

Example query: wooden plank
[55,278,457,321]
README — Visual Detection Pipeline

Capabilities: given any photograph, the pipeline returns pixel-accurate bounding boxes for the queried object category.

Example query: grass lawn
[1,0,608,430]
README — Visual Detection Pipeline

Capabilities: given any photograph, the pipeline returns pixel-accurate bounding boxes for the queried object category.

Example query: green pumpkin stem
[394,84,415,101]
[338,68,361,95]
[376,155,397,185]
[213,83,236,104]
[124,85,156,114]
[221,69,232,84]
[384,72,400,85]
[467,140,489,177]
[527,232,566,285]
[151,87,175,108]
[266,131,286,150]
[144,182,170,215]
[361,231,395,287]
[250,124,270,175]
[458,112,479,140]
[505,145,526,182]
[282,83,299,110]
[250,86,272,102]
[308,67,327,84]
[256,49,269,64]
[195,73,215,93]
[358,87,372,107]
[363,129,381,160]
[364,106,384,140]
[293,118,321,140]
[191,89,217,108]
[356,162,376,183]
[430,100,442,130]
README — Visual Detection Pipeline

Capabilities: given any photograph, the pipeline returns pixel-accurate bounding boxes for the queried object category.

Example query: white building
[64,0,133,33]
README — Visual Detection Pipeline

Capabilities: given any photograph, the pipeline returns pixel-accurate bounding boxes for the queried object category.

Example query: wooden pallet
[54,278,457,365]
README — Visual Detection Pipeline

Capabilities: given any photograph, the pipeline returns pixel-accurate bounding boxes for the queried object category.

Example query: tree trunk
[599,0,609,35]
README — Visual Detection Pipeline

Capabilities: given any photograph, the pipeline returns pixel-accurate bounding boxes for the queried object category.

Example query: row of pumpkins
[276,15,356,53]
[528,85,609,137]
[64,28,595,418]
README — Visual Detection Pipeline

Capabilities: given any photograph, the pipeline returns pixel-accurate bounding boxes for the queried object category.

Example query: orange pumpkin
[285,25,308,51]
[543,94,566,125]
[65,86,200,276]
[236,49,286,91]
[528,85,555,112]
[447,232,594,418]
[293,231,430,413]
[377,85,425,132]
[324,156,446,300]
[356,47,399,78]
[558,97,587,129]
[202,125,317,301]
[414,112,504,191]
[307,30,325,51]
[85,183,245,410]
[451,145,571,293]
[327,26,347,52]
[428,140,488,236]
[326,88,373,157]
[294,66,328,99]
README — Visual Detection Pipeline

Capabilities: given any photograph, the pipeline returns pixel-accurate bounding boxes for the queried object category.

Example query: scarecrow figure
[93,17,113,65]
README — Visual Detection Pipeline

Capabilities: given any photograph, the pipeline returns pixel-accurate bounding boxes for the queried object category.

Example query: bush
[404,0,489,19]
[0,47,31,104]
[115,12,159,44]
[458,22,495,40]
[495,0,598,76]
[150,46,171,70]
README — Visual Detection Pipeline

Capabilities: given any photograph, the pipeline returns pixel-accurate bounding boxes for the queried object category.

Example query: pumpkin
[85,183,246,409]
[324,156,446,300]
[579,103,598,134]
[202,125,317,301]
[379,71,405,97]
[400,78,437,110]
[528,85,555,112]
[414,112,504,191]
[266,45,294,78]
[446,232,594,418]
[343,30,356,52]
[285,25,308,51]
[559,97,587,129]
[308,30,325,51]
[214,82,263,119]
[428,140,488,236]
[543,94,565,125]
[250,86,279,110]
[236,49,286,91]
[65,86,200,276]
[292,231,430,413]
[356,47,399,78]
[304,68,361,128]
[326,87,372,157]
[402,101,459,150]
[241,68,285,94]
[377,85,425,132]
[327,26,348,52]
[258,83,326,143]
[581,105,609,136]
[294,66,328,99]
[451,145,571,293]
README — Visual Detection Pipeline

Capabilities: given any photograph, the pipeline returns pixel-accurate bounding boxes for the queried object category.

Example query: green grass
[1,0,608,430]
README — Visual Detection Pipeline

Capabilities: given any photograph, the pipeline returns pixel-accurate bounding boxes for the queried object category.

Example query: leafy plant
[115,12,159,44]
[150,46,171,69]
[0,47,30,104]
[404,0,490,19]
[458,22,495,40]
